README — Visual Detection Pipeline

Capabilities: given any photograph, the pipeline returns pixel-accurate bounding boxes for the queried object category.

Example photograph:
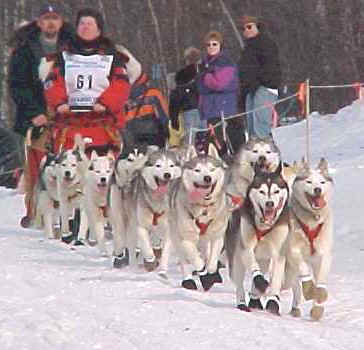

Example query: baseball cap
[38,4,62,18]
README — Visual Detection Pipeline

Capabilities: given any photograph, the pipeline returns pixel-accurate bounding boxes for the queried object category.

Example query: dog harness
[255,227,272,241]
[294,214,323,255]
[152,210,165,226]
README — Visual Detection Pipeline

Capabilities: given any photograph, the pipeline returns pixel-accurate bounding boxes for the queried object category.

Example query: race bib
[63,52,113,111]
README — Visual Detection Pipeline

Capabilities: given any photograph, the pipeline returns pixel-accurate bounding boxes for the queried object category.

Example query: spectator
[197,30,241,155]
[44,8,130,153]
[239,15,282,139]
[123,72,169,149]
[169,47,202,146]
[8,3,74,228]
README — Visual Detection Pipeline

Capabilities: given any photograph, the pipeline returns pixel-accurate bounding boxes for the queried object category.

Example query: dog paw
[253,274,269,294]
[182,279,198,290]
[248,296,263,310]
[314,286,328,304]
[74,239,85,246]
[210,269,223,284]
[113,249,130,269]
[20,215,33,228]
[302,279,315,300]
[237,303,251,312]
[265,296,280,316]
[290,307,302,318]
[61,232,75,244]
[310,305,324,321]
[144,258,159,272]
[199,272,216,291]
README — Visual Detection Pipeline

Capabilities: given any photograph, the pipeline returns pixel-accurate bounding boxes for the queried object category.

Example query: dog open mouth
[259,205,277,225]
[154,176,170,195]
[97,183,108,191]
[305,193,327,209]
[191,182,216,200]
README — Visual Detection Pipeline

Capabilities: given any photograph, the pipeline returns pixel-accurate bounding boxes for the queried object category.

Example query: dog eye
[253,150,258,153]
[259,190,266,195]
[274,190,280,194]
[195,169,201,173]
[170,164,175,168]
[320,181,325,184]
[156,164,161,168]
[306,180,312,184]
[127,158,133,162]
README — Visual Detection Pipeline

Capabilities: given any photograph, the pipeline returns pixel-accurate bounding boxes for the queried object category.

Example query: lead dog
[226,163,290,314]
[284,158,333,320]
[169,144,234,291]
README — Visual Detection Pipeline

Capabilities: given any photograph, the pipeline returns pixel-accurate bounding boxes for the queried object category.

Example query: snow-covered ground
[1,100,364,349]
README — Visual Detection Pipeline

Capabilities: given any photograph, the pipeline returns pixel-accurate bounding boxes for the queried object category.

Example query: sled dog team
[34,135,333,321]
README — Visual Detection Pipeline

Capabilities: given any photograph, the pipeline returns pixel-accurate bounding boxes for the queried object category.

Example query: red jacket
[45,37,130,129]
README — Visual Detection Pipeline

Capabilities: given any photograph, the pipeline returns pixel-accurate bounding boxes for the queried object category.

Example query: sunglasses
[206,42,220,48]
[243,24,255,31]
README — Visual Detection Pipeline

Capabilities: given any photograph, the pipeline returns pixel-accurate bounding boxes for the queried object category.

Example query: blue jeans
[246,86,278,139]
[183,109,206,145]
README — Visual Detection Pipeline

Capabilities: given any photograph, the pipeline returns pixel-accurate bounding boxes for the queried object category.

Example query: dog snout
[65,170,71,178]
[100,177,107,184]
[258,155,266,163]
[266,201,274,209]
[164,172,171,180]
[204,175,212,184]
[314,187,322,196]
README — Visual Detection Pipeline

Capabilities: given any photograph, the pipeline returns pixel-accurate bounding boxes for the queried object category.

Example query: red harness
[152,211,165,226]
[255,227,272,241]
[295,216,323,255]
[195,219,213,236]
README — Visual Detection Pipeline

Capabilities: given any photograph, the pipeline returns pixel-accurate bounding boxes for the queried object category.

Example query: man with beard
[8,3,74,228]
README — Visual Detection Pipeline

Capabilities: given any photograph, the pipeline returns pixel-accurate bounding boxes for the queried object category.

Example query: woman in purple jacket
[197,31,243,155]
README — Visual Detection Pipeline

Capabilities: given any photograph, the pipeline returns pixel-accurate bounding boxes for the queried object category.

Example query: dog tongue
[155,183,168,195]
[188,188,211,201]
[312,196,326,208]
[264,208,275,223]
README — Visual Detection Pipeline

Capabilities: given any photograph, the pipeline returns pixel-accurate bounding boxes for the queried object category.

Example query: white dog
[79,150,115,256]
[284,158,333,320]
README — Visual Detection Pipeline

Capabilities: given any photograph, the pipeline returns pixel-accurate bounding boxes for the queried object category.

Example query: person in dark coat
[169,47,202,146]
[8,3,74,228]
[239,15,282,139]
[197,30,241,155]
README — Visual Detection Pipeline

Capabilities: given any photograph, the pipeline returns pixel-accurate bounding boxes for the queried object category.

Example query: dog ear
[207,143,220,160]
[273,161,283,177]
[317,157,329,176]
[73,134,86,153]
[186,144,197,161]
[91,150,98,161]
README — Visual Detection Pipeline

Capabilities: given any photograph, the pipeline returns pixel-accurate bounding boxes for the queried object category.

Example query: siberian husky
[34,153,60,239]
[78,150,115,256]
[284,158,333,321]
[226,136,296,201]
[169,144,234,291]
[129,149,181,275]
[225,163,290,314]
[109,143,150,268]
[55,145,88,243]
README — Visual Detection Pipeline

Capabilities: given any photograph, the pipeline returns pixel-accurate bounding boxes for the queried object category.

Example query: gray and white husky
[284,158,333,321]
[129,149,182,274]
[109,143,150,268]
[226,136,296,201]
[34,153,60,239]
[79,150,115,255]
[225,163,290,314]
[169,144,234,291]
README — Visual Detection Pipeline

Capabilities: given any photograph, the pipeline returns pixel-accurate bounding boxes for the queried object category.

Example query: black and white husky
[226,163,290,314]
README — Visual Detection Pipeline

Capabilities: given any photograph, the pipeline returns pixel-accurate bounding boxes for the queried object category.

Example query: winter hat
[38,3,62,18]
[203,30,223,45]
[183,47,201,65]
[240,15,259,27]
[76,8,104,34]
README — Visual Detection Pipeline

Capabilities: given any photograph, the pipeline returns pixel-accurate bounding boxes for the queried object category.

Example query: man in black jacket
[239,15,281,139]
[8,3,74,227]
